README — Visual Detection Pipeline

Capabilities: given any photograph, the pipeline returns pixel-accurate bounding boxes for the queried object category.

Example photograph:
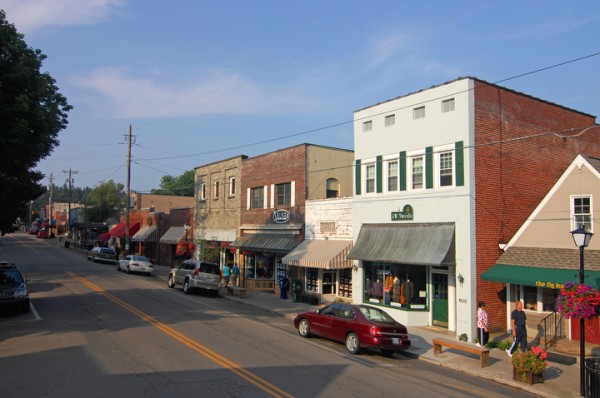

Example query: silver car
[117,255,154,275]
[167,260,221,296]
[87,247,117,263]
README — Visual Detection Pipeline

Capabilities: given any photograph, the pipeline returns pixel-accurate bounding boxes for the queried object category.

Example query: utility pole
[48,173,54,238]
[125,124,132,254]
[63,168,78,238]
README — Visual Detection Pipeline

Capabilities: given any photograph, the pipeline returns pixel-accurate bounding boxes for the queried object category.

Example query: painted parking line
[67,271,293,398]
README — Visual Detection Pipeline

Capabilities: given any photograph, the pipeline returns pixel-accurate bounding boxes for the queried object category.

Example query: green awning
[481,264,600,290]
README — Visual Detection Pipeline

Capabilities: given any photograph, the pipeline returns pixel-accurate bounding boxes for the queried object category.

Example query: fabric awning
[282,239,353,269]
[98,222,140,241]
[160,226,187,244]
[482,264,600,290]
[347,223,455,266]
[132,225,157,242]
[230,233,300,253]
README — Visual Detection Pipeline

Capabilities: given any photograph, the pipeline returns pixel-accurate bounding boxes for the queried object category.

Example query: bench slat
[432,337,489,367]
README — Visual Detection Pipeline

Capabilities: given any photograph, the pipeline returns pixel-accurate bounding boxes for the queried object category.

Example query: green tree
[151,170,195,196]
[84,180,126,222]
[0,10,72,233]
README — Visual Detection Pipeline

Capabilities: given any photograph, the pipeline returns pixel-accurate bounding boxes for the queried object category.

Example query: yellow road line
[67,271,294,398]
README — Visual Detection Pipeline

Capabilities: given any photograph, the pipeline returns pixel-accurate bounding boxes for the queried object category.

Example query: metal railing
[542,310,566,350]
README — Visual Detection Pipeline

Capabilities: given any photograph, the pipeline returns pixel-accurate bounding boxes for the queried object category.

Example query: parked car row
[167,259,221,296]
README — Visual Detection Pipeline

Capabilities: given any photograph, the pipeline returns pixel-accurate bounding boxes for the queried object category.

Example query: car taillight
[370,327,383,337]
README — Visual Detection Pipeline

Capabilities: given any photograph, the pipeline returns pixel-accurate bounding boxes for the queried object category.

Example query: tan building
[131,192,194,213]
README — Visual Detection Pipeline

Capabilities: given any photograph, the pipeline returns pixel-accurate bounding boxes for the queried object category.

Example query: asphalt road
[0,234,535,398]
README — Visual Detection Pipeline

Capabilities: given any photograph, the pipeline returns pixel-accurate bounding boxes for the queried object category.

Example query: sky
[2,0,600,193]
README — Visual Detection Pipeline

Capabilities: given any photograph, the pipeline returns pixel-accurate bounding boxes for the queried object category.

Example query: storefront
[348,223,456,327]
[131,225,157,259]
[282,239,353,304]
[159,226,187,267]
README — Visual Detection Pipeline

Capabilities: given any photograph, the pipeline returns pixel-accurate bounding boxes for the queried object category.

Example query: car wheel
[381,349,395,357]
[345,332,361,355]
[298,319,311,338]
[168,275,175,288]
[183,279,191,294]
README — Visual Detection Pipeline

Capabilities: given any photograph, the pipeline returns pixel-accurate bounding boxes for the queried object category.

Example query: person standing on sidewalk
[231,263,240,287]
[222,264,231,286]
[476,301,489,347]
[507,300,527,357]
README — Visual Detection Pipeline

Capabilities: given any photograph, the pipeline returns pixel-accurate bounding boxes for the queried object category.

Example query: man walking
[507,301,527,357]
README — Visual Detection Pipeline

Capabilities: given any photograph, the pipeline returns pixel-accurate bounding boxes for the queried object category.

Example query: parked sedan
[0,262,30,313]
[117,255,154,275]
[294,303,411,356]
[87,247,117,263]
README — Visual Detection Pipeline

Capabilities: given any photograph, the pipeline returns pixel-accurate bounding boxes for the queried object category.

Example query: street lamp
[184,222,190,242]
[571,224,593,396]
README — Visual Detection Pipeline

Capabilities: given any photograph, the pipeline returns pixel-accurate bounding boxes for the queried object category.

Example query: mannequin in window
[392,276,401,302]
[365,278,373,298]
[403,278,414,305]
[372,279,383,300]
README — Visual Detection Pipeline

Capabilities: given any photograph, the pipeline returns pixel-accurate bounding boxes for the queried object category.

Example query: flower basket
[555,282,600,319]
[175,241,196,258]
[511,346,547,384]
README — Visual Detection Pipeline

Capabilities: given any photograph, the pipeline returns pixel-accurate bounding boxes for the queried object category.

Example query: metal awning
[230,233,300,253]
[282,239,353,269]
[160,226,186,244]
[132,225,157,242]
[347,223,455,266]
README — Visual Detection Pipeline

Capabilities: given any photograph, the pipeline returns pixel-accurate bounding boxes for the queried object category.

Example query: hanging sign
[391,204,414,221]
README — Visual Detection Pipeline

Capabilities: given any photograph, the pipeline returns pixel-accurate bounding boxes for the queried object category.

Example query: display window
[364,261,428,310]
[306,268,319,293]
[244,253,275,279]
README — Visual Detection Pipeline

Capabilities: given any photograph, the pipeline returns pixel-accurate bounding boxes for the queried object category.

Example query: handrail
[542,310,566,349]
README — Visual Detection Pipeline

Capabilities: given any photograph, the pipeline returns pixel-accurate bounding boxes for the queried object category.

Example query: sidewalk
[162,264,582,397]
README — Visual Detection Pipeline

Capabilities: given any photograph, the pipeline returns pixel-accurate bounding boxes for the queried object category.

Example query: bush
[458,333,468,342]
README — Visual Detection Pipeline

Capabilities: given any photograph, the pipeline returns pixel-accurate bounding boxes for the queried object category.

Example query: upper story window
[363,120,372,132]
[387,160,398,191]
[442,98,455,113]
[365,164,375,193]
[385,114,395,127]
[250,187,264,209]
[411,156,424,190]
[439,151,453,187]
[572,196,592,231]
[199,183,206,201]
[214,181,220,199]
[276,182,292,206]
[326,178,339,198]
[413,106,425,120]
[229,177,236,196]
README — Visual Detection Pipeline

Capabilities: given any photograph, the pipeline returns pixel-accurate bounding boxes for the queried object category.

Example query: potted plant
[511,346,548,384]
[555,282,600,319]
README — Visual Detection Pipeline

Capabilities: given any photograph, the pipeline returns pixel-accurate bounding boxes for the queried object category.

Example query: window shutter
[426,146,434,189]
[455,141,464,186]
[376,155,383,193]
[399,151,407,191]
[355,159,362,195]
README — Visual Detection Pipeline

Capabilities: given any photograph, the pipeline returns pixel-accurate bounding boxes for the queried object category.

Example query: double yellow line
[68,271,293,398]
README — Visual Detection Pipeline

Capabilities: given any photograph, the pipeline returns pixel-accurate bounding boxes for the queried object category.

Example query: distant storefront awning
[347,223,455,266]
[98,222,141,242]
[160,226,187,244]
[282,239,353,269]
[230,233,300,253]
[132,225,157,242]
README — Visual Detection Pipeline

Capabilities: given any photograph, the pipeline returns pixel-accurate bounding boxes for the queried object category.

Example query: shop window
[542,288,558,312]
[364,261,427,310]
[339,269,352,298]
[275,260,286,284]
[306,268,319,293]
[245,254,274,280]
[524,285,538,310]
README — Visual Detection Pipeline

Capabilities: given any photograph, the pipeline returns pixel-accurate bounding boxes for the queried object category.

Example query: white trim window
[410,155,424,190]
[442,98,455,113]
[276,182,292,206]
[439,150,454,187]
[572,195,592,232]
[250,186,264,209]
[363,120,373,132]
[385,114,395,127]
[229,176,236,197]
[365,164,375,193]
[413,106,425,120]
[199,183,206,201]
[214,181,220,199]
[387,160,398,192]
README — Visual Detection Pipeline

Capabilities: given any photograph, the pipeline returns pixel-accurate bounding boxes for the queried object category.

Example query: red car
[293,303,411,356]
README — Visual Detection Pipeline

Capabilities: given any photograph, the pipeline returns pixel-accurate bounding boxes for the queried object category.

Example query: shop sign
[391,204,414,221]
[320,221,336,233]
[273,209,290,223]
[209,240,219,248]
[535,281,564,289]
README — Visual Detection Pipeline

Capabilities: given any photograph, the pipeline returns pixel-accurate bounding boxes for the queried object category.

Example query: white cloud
[71,66,269,119]
[496,19,590,41]
[1,0,126,33]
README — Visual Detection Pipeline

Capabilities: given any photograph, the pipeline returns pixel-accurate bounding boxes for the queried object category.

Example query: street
[0,234,534,398]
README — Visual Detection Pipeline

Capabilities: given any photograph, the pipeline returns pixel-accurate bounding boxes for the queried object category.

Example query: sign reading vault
[391,205,414,221]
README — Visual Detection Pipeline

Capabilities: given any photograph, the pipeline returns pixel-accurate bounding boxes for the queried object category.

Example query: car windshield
[131,256,149,262]
[0,269,24,284]
[100,248,115,254]
[358,306,396,323]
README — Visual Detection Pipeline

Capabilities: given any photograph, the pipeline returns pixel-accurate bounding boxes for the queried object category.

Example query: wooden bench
[432,337,490,368]
[226,286,247,298]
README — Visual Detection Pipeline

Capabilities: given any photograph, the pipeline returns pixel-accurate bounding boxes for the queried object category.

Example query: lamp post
[184,222,190,242]
[571,224,593,396]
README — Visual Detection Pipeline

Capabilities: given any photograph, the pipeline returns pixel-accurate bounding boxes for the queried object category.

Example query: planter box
[513,367,543,384]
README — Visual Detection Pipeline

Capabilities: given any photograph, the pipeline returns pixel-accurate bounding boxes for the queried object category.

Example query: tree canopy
[150,170,195,196]
[0,10,72,233]
[83,180,126,222]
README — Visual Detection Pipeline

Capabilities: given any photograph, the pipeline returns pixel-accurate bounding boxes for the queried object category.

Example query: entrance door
[432,273,448,328]
[322,271,337,295]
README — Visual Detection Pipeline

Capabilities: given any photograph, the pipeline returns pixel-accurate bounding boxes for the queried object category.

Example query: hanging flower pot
[175,241,196,258]
[555,282,600,319]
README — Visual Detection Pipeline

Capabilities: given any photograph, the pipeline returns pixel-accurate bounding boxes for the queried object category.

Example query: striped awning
[132,225,157,242]
[230,233,300,253]
[282,239,353,269]
[160,226,187,244]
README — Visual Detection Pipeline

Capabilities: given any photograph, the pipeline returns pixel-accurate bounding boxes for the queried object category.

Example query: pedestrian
[476,301,489,347]
[231,263,240,287]
[279,275,290,299]
[222,264,231,286]
[507,300,527,357]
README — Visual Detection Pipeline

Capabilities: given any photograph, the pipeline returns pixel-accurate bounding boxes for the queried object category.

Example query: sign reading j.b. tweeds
[273,209,290,223]
[391,204,414,221]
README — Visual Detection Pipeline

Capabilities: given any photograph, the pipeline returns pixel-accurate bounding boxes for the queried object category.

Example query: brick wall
[474,80,599,330]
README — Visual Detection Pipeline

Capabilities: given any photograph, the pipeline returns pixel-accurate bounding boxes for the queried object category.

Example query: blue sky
[2,0,600,192]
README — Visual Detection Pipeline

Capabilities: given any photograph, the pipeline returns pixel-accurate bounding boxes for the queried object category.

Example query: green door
[432,273,448,328]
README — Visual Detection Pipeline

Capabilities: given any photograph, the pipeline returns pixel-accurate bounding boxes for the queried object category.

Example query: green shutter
[455,141,464,187]
[355,159,362,195]
[376,155,383,193]
[426,146,434,189]
[399,151,407,191]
